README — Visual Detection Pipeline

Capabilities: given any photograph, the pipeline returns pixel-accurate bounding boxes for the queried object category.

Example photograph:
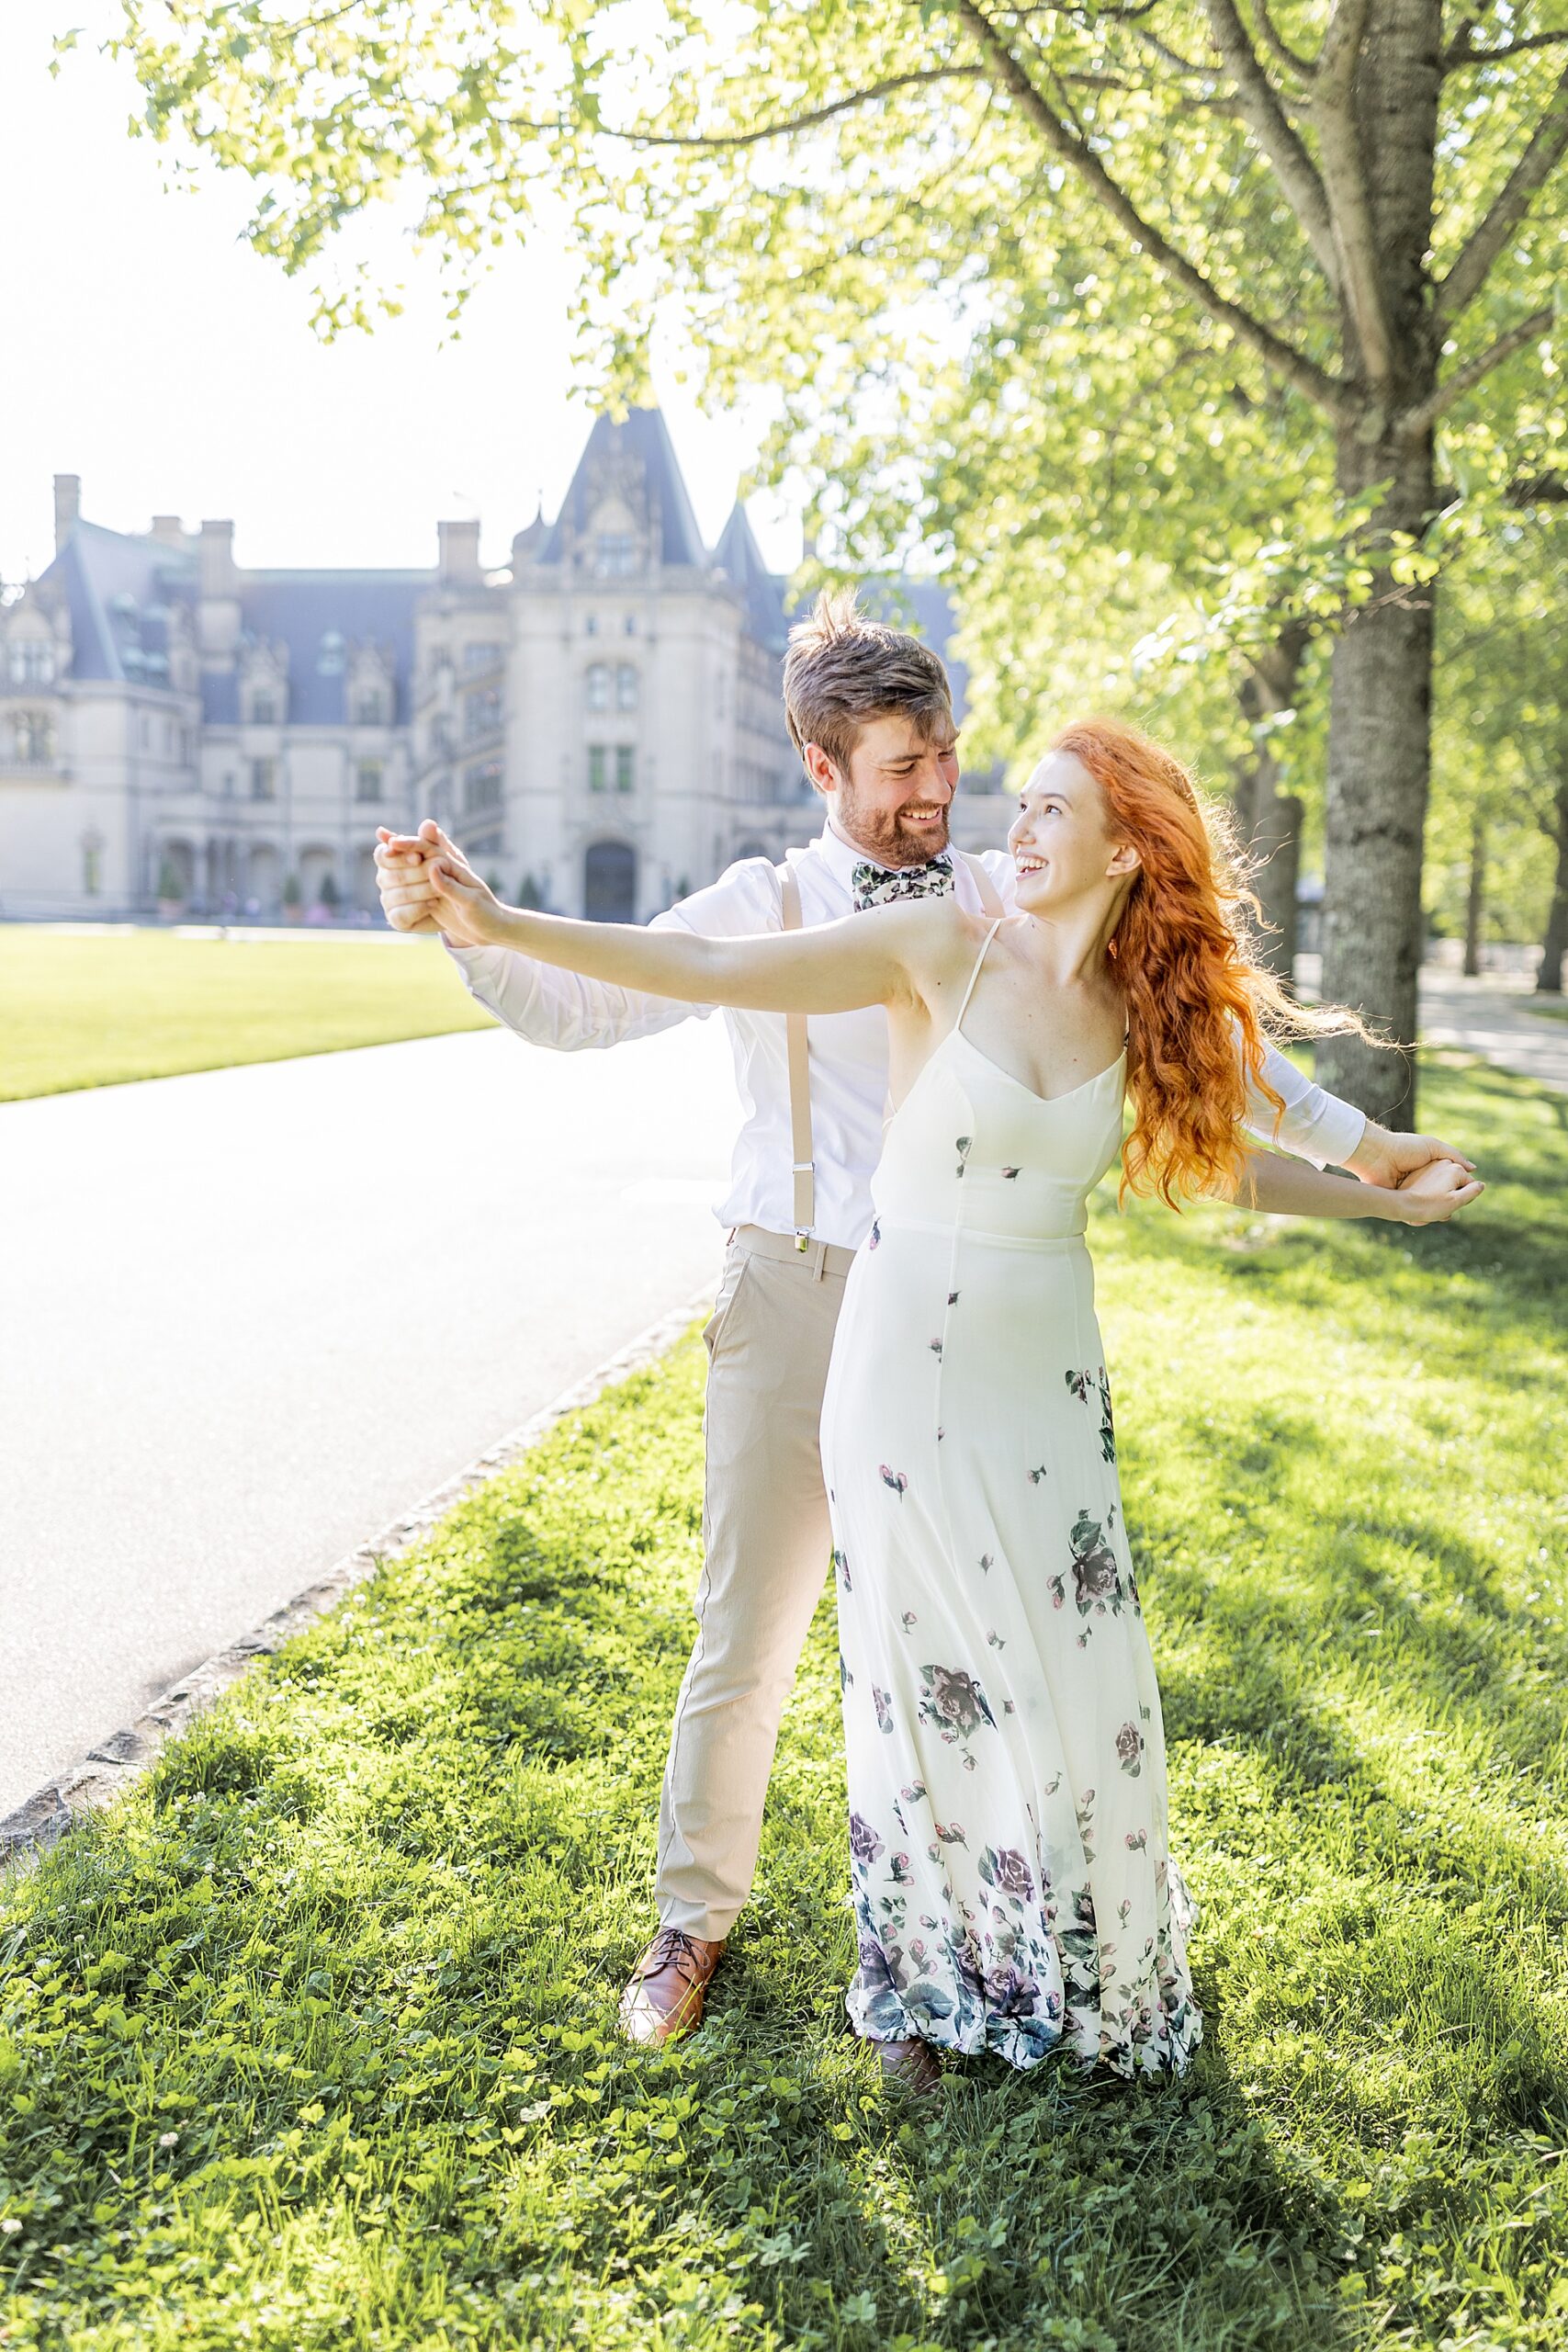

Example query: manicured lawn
[0,928,492,1102]
[1,1056,1564,2351]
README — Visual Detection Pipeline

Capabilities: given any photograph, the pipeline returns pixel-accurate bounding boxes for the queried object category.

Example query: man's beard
[839,790,953,868]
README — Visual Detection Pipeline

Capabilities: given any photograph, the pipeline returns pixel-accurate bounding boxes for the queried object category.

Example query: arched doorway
[583,839,637,922]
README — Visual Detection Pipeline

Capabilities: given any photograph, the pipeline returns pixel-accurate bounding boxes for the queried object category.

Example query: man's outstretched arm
[1245,1039,1474,1189]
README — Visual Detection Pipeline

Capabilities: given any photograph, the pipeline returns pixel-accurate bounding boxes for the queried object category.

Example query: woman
[403,718,1479,2089]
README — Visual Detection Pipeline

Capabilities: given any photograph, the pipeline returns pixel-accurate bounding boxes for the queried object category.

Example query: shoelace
[639,1928,707,1984]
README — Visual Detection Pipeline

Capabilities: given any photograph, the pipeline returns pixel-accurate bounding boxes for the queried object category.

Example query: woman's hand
[1384,1157,1485,1225]
[425,846,506,949]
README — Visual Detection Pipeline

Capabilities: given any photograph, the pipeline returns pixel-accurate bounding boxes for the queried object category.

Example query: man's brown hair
[782,587,954,775]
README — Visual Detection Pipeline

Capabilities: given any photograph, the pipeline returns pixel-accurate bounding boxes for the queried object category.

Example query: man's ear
[801,741,841,797]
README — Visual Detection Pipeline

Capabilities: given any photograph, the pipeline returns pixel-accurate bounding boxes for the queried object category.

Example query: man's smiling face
[815,712,961,867]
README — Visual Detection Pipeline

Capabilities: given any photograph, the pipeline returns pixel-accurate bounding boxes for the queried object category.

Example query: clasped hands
[374,820,500,951]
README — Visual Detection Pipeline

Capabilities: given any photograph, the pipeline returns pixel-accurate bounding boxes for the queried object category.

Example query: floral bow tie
[851,853,955,913]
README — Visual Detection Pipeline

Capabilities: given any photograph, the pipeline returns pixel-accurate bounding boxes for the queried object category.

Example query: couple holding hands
[376,594,1478,2095]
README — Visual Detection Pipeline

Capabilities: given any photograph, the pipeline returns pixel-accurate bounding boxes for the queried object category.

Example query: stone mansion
[0,408,1004,924]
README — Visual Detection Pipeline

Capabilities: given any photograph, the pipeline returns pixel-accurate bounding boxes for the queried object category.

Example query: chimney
[150,514,186,548]
[438,518,482,582]
[198,518,237,596]
[53,474,81,550]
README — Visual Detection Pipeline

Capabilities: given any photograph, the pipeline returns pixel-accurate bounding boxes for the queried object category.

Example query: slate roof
[43,523,197,687]
[713,503,789,653]
[230,571,432,726]
[538,408,708,571]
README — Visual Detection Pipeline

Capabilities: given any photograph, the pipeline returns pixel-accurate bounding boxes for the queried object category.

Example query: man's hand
[374,821,488,940]
[1384,1157,1484,1226]
[1344,1119,1477,1189]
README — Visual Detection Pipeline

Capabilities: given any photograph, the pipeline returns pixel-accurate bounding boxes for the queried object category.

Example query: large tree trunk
[1539,786,1568,994]
[1462,807,1486,977]
[1315,0,1443,1126]
[1235,626,1307,983]
[1317,431,1437,1122]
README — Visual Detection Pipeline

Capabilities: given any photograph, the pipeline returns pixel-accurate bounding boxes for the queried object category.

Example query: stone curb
[0,1287,713,1874]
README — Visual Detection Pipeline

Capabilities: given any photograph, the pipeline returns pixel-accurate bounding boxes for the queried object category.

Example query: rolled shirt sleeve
[1245,1039,1367,1169]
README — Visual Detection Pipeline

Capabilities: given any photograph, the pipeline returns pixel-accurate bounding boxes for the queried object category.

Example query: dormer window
[355,690,386,726]
[9,640,53,685]
[249,692,277,725]
[594,534,637,579]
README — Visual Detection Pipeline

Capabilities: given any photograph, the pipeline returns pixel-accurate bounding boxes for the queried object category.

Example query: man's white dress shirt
[446,825,1366,1251]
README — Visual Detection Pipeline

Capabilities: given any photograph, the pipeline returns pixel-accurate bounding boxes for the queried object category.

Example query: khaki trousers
[655,1227,851,1941]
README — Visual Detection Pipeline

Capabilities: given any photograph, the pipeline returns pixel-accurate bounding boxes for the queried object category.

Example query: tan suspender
[776,850,1003,1251]
[777,862,815,1247]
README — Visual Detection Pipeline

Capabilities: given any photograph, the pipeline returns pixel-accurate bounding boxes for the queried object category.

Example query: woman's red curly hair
[1051,716,1374,1207]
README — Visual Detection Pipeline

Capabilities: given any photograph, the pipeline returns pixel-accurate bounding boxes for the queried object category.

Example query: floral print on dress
[918,1665,998,1772]
[822,989,1201,2081]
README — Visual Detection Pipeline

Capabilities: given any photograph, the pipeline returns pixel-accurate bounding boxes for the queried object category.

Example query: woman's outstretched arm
[1213,1148,1483,1226]
[422,852,937,1016]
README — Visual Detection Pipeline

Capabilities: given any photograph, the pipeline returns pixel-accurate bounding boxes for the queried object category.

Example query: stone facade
[0,412,1004,923]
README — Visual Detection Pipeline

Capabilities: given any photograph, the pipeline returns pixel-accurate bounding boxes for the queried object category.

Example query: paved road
[1,1021,740,1818]
[1417,970,1568,1097]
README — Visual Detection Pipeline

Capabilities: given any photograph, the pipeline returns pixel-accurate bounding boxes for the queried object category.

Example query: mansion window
[248,693,277,725]
[13,710,54,763]
[462,641,499,673]
[82,838,102,896]
[594,534,637,579]
[584,613,599,637]
[430,714,453,755]
[615,663,638,711]
[464,761,502,814]
[9,640,53,685]
[355,689,387,725]
[355,759,383,804]
[588,744,633,793]
[250,757,277,801]
[624,615,637,637]
[465,686,501,741]
[586,662,611,712]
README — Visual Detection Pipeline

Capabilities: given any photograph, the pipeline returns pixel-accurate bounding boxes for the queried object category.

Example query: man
[376,592,1467,2053]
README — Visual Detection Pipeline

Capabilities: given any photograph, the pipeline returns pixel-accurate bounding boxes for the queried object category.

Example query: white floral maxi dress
[819,923,1201,2076]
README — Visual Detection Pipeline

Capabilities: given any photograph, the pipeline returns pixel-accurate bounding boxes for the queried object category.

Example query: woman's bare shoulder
[860,895,993,1002]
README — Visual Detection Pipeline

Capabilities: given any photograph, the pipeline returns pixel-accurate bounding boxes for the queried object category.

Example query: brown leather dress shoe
[873,2037,943,2097]
[618,1928,726,2047]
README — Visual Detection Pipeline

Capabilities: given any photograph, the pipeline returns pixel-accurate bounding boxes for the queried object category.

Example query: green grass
[2,1055,1565,2351]
[1525,996,1568,1023]
[0,929,492,1101]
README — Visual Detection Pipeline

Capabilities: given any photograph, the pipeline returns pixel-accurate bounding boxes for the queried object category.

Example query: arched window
[585,662,611,712]
[583,840,637,922]
[615,663,638,711]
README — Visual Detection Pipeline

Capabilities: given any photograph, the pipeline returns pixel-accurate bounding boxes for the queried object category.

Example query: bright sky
[2,0,801,587]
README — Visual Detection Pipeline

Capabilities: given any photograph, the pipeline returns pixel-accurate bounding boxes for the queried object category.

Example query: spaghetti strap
[953,917,1003,1037]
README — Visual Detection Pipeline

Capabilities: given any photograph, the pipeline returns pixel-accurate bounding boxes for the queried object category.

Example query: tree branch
[1253,0,1318,81]
[506,66,988,153]
[1435,61,1568,320]
[1443,28,1568,72]
[1307,0,1398,389]
[1395,305,1555,434]
[1199,0,1341,286]
[952,2,1351,417]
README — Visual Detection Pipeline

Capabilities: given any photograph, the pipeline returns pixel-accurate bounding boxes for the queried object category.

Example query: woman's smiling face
[1008,751,1138,914]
